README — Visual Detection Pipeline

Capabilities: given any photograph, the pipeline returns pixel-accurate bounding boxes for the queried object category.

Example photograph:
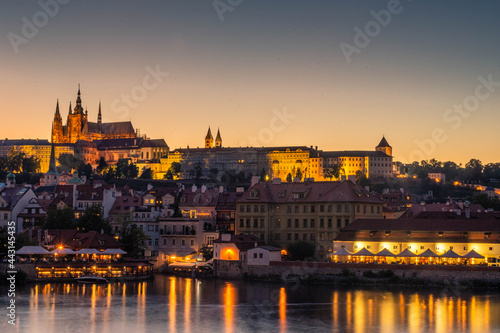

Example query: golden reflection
[138,282,146,329]
[428,294,434,330]
[436,297,446,333]
[185,279,192,332]
[169,277,177,333]
[354,291,365,333]
[408,294,421,333]
[333,291,338,328]
[223,282,236,333]
[346,291,352,327]
[380,294,395,333]
[399,293,405,327]
[90,284,97,333]
[368,298,373,328]
[448,298,454,331]
[485,299,490,333]
[279,287,286,333]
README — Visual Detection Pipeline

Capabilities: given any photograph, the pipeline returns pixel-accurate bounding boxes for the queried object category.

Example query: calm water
[2,275,500,333]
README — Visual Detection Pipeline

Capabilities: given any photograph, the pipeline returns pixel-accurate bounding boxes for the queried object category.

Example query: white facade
[247,246,282,265]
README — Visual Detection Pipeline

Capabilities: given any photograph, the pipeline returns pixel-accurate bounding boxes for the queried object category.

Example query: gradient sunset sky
[1,0,500,164]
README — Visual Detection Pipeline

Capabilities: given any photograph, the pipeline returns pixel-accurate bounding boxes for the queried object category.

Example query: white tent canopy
[77,248,101,255]
[16,246,50,255]
[100,248,127,255]
[50,248,77,255]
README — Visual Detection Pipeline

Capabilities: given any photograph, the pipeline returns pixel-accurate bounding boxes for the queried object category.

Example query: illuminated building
[235,180,384,259]
[213,233,263,261]
[51,86,137,144]
[334,211,500,265]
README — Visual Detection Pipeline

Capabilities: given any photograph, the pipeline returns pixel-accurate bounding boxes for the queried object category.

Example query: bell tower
[205,127,214,148]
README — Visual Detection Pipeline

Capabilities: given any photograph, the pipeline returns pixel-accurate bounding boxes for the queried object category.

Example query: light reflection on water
[3,275,500,333]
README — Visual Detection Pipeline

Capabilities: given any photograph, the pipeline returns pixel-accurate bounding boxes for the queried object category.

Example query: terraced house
[235,179,384,259]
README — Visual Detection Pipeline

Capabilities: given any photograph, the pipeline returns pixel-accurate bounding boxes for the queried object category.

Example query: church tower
[51,100,63,143]
[98,100,102,125]
[376,136,392,156]
[68,85,84,143]
[205,127,214,148]
[215,128,222,148]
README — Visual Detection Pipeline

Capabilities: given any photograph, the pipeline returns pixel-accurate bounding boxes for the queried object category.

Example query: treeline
[407,158,500,184]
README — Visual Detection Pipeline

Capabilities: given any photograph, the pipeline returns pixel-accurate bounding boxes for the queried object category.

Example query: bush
[362,270,377,278]
[378,269,395,278]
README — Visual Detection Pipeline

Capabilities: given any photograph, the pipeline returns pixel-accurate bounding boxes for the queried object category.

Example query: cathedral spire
[74,84,83,114]
[205,126,214,148]
[215,128,222,148]
[98,100,102,125]
[55,99,61,118]
[68,101,72,116]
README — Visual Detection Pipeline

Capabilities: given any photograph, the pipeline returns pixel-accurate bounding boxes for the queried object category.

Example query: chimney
[101,228,104,234]
[221,234,231,241]
[219,186,224,193]
[201,185,207,193]
[251,176,260,187]
[236,187,244,193]
[465,208,470,219]
[192,185,197,192]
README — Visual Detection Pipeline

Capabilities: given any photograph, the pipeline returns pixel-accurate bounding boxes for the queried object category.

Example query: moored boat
[75,276,109,284]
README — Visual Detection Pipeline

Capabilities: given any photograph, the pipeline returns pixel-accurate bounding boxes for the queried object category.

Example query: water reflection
[4,276,500,333]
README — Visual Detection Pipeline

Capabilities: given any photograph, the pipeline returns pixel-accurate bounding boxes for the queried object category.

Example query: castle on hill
[51,85,137,144]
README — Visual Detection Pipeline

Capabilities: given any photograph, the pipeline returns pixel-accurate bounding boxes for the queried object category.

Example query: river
[2,274,500,332]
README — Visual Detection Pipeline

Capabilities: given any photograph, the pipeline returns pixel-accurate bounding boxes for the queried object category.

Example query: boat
[75,276,109,284]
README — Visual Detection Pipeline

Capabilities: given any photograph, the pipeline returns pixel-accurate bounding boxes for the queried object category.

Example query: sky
[1,0,500,165]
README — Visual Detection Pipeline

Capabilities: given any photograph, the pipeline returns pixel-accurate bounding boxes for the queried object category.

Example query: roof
[109,195,144,214]
[179,188,218,207]
[320,150,391,158]
[237,180,384,204]
[140,139,169,149]
[47,230,122,250]
[0,186,32,210]
[0,139,51,146]
[253,246,281,252]
[339,216,500,232]
[214,234,264,252]
[216,191,240,210]
[376,136,391,148]
[87,121,135,134]
[95,138,142,150]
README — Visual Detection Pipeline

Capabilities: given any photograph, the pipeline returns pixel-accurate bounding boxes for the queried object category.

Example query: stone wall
[214,260,500,283]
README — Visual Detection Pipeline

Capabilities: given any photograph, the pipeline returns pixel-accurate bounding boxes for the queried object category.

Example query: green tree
[96,157,108,174]
[164,170,173,180]
[119,219,149,258]
[78,163,93,179]
[22,156,40,173]
[194,162,203,184]
[295,168,303,181]
[7,149,25,172]
[42,207,76,229]
[169,162,182,178]
[287,241,315,261]
[465,159,484,183]
[355,170,370,187]
[140,168,153,179]
[58,153,82,172]
[209,168,219,181]
[260,168,267,181]
[286,172,293,182]
[77,205,112,235]
[198,244,213,261]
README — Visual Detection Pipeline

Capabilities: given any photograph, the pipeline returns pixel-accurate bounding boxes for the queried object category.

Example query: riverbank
[214,260,500,290]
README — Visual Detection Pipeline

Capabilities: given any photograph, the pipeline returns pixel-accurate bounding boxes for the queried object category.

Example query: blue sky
[1,0,499,164]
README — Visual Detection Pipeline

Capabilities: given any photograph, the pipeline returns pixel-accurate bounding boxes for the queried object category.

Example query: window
[310,233,315,241]
[260,219,265,228]
[253,219,258,228]
[261,205,265,212]
[246,205,250,212]
[490,247,493,251]
[377,206,380,214]
[328,219,332,228]
[294,234,299,240]
[357,205,360,213]
[371,206,374,214]
[239,219,244,227]
[320,205,324,213]
[259,253,263,259]
[320,218,324,228]
[287,219,292,228]
[163,239,167,245]
[303,219,308,228]
[172,239,176,245]
[254,205,258,213]
[303,206,308,213]
[337,219,342,228]
[287,205,292,213]
[336,204,341,213]
[363,205,367,214]
[295,206,299,213]
[311,205,316,213]
[148,225,154,231]
[295,219,299,228]
[302,233,307,240]
[344,218,349,226]
[275,219,281,228]
[181,239,185,245]
[310,219,315,228]
[191,240,194,246]
[246,219,250,228]
[344,205,350,213]
[393,246,398,250]
[420,246,425,250]
[253,253,257,259]
[320,233,325,241]
[328,205,333,213]
[239,206,244,212]
[287,233,291,240]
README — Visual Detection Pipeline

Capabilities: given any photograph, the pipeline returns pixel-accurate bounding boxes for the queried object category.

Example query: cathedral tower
[51,100,63,143]
[215,128,222,148]
[376,136,392,156]
[205,127,214,148]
